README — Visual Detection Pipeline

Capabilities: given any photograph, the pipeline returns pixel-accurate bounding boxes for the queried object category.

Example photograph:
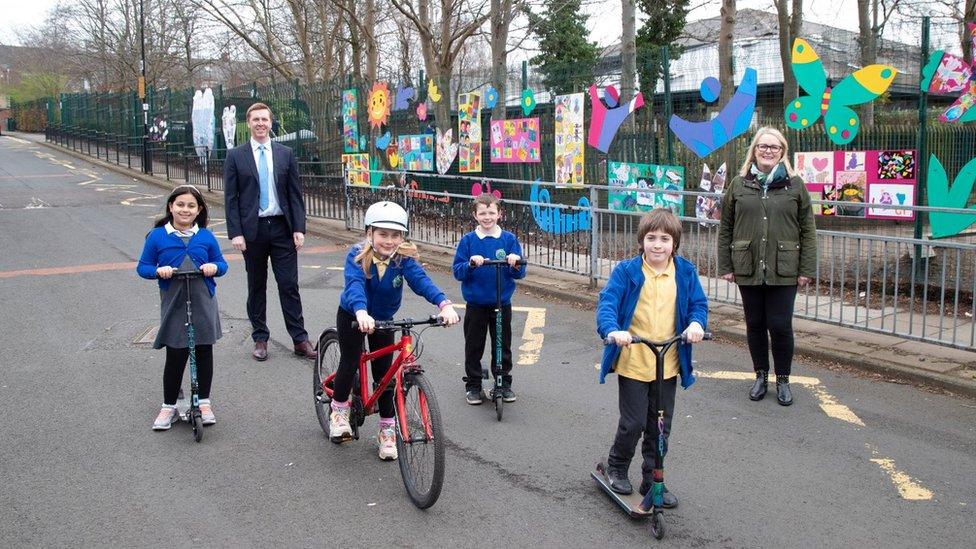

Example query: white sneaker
[153,406,178,430]
[199,400,216,425]
[329,405,353,442]
[377,425,398,461]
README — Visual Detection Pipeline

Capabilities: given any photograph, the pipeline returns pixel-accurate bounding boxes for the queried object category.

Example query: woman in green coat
[717,127,818,406]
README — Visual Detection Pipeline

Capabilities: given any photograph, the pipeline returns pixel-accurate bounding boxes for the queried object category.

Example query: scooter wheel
[495,396,503,421]
[650,511,665,539]
[192,412,203,443]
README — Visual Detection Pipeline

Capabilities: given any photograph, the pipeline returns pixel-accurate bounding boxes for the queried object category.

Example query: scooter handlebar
[171,269,205,279]
[470,258,528,267]
[603,332,713,345]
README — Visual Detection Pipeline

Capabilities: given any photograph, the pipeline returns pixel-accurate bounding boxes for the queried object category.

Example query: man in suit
[224,102,317,361]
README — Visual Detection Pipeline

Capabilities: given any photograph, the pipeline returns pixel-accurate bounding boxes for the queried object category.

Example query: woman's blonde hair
[739,126,795,177]
[354,228,419,279]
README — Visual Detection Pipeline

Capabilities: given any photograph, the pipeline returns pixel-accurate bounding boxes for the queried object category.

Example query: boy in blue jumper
[453,193,526,405]
[330,201,460,460]
[596,208,708,506]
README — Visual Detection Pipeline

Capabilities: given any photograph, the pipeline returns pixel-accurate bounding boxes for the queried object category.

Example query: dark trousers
[163,345,213,405]
[332,307,396,418]
[242,216,308,343]
[463,303,513,391]
[738,284,798,376]
[608,375,677,482]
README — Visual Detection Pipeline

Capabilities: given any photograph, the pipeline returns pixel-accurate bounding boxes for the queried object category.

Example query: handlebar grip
[702,332,713,340]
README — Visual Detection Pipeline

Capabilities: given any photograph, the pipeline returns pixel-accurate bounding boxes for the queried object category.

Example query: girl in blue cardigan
[137,185,228,431]
[330,201,460,460]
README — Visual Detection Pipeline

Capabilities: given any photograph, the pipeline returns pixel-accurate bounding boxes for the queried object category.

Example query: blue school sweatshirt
[339,243,447,320]
[452,229,526,306]
[136,225,228,296]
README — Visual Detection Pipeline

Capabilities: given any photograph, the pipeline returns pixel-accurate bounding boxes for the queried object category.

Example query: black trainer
[607,467,633,495]
[465,390,483,405]
[501,388,517,402]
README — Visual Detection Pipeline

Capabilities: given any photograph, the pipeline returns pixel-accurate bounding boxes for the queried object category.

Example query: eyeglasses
[756,144,783,152]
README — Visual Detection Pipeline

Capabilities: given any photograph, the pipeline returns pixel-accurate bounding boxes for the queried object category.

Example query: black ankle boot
[776,376,793,406]
[749,370,768,401]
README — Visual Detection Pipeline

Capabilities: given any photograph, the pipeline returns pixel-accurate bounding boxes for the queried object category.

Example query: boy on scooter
[597,208,708,506]
[453,193,526,405]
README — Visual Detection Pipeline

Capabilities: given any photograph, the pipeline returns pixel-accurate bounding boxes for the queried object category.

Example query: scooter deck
[592,462,653,518]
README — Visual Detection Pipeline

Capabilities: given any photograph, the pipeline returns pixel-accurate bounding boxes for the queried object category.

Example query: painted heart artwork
[435,127,458,175]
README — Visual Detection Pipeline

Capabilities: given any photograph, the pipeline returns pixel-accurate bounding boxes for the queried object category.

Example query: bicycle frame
[320,328,432,442]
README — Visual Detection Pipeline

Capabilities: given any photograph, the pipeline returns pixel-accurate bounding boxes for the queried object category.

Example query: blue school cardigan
[595,255,708,388]
[136,226,228,296]
[339,243,447,320]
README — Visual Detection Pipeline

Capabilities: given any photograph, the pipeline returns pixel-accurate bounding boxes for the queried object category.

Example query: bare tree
[774,0,802,109]
[718,0,735,107]
[620,0,636,103]
[857,0,902,127]
[389,0,492,132]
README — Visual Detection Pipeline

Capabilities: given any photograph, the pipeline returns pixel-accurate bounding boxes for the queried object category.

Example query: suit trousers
[242,215,308,343]
[607,375,677,483]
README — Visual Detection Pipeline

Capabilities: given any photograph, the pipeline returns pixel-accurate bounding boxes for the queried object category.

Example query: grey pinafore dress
[152,234,222,349]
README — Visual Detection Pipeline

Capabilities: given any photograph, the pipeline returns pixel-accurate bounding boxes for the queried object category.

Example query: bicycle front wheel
[395,372,445,509]
[313,329,340,437]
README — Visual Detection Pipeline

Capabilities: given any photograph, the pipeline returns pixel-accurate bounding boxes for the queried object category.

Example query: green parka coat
[717,164,818,286]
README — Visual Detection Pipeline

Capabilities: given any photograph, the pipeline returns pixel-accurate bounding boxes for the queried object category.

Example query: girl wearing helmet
[330,201,460,459]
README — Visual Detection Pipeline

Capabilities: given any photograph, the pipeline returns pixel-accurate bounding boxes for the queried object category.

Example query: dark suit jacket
[224,141,306,242]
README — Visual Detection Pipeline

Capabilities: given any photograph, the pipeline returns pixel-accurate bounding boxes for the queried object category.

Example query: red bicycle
[313,316,446,509]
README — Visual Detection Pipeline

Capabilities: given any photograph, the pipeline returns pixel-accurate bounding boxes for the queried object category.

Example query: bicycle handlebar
[470,258,528,267]
[352,315,446,331]
[603,332,713,346]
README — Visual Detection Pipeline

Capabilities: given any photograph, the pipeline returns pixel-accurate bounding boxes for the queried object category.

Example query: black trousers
[332,307,396,418]
[242,216,308,343]
[608,375,677,482]
[738,284,798,376]
[463,303,513,391]
[163,345,213,405]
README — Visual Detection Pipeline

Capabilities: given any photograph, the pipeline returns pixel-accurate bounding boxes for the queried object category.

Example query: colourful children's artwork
[670,68,757,159]
[521,88,537,116]
[394,85,415,111]
[867,182,914,219]
[784,38,897,145]
[588,84,644,153]
[342,89,359,153]
[489,118,540,163]
[530,180,591,234]
[436,128,458,175]
[341,153,369,187]
[554,92,585,186]
[367,82,391,129]
[458,92,482,173]
[608,161,685,215]
[695,162,727,226]
[397,134,434,172]
[927,154,976,238]
[920,24,976,123]
[795,149,916,219]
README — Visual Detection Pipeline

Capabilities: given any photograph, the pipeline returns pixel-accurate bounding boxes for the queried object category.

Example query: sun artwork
[367,82,391,129]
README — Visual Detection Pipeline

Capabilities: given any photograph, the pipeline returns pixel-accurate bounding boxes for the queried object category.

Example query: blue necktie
[258,145,270,210]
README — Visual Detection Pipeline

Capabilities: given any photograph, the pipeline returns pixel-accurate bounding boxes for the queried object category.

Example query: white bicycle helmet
[363,201,409,232]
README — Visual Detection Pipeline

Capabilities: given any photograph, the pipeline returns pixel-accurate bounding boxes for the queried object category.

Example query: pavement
[24,131,976,399]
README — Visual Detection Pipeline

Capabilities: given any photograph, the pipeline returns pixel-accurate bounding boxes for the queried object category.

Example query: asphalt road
[2,135,975,548]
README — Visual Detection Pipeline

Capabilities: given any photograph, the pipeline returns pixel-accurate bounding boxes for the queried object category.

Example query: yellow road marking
[867,445,933,500]
[453,304,547,366]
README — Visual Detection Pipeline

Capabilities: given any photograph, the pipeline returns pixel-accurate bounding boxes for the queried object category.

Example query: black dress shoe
[776,376,793,406]
[607,467,633,495]
[252,341,268,361]
[294,340,318,360]
[749,370,768,401]
[638,481,679,509]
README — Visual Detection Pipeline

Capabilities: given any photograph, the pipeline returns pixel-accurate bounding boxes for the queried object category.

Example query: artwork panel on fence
[341,153,369,187]
[587,84,644,153]
[436,128,458,174]
[397,134,434,172]
[222,105,237,149]
[342,88,359,152]
[794,151,834,184]
[489,118,540,163]
[458,92,482,173]
[867,182,915,220]
[696,162,727,225]
[669,69,757,159]
[872,149,916,181]
[530,180,591,234]
[608,161,685,215]
[554,92,585,186]
[833,170,867,217]
[367,82,391,129]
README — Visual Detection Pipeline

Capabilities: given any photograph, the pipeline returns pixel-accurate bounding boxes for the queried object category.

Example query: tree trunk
[963,0,975,66]
[620,0,637,103]
[490,0,512,120]
[775,0,802,109]
[857,0,876,127]
[718,0,736,106]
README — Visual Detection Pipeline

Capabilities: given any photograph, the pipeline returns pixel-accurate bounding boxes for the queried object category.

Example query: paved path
[2,134,975,547]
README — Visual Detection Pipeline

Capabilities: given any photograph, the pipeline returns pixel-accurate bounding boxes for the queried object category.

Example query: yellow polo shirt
[615,258,679,382]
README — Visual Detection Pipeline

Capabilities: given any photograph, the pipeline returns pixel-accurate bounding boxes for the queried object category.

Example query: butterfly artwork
[920,23,976,123]
[784,38,898,145]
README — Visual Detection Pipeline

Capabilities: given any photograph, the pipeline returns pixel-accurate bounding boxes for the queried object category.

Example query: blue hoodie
[339,243,447,320]
[596,255,708,388]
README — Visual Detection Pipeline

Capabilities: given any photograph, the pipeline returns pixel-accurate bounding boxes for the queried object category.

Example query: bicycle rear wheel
[313,329,340,436]
[395,372,445,509]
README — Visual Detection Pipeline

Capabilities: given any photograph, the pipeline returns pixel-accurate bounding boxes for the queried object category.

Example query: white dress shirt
[250,138,283,217]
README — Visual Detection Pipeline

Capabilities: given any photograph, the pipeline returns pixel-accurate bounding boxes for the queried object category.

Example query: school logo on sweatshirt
[393,274,403,288]
[495,248,506,260]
